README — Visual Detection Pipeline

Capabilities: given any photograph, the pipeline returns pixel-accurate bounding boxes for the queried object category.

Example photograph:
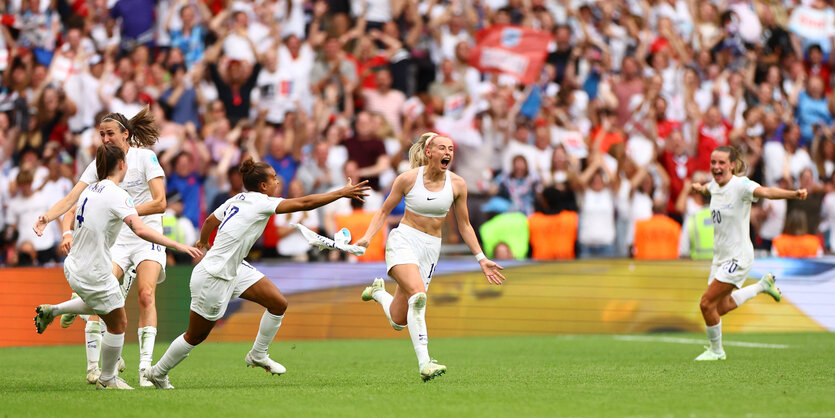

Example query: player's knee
[108,317,127,334]
[137,289,155,309]
[699,295,714,313]
[268,295,288,315]
[184,329,210,345]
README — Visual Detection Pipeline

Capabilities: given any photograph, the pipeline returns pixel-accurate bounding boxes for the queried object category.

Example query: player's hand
[33,215,49,237]
[179,244,204,259]
[342,178,371,201]
[480,259,506,285]
[59,233,73,256]
[691,182,707,195]
[356,237,370,248]
[797,188,808,200]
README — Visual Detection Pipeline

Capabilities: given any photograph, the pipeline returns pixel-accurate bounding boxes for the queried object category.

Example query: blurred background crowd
[2,0,835,266]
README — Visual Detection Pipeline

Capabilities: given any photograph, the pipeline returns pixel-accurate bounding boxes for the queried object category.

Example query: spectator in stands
[164,150,205,228]
[160,64,202,127]
[577,152,618,258]
[539,145,579,215]
[362,69,406,136]
[772,210,823,258]
[7,169,56,265]
[489,155,539,217]
[204,29,261,126]
[343,111,390,191]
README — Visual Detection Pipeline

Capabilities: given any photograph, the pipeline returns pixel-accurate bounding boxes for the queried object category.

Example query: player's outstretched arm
[124,214,203,259]
[276,179,370,214]
[451,175,505,285]
[754,187,807,200]
[34,181,88,236]
[356,173,410,248]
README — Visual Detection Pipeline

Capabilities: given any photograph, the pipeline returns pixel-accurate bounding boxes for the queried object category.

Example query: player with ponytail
[357,132,506,381]
[34,107,169,386]
[143,159,370,388]
[689,146,807,361]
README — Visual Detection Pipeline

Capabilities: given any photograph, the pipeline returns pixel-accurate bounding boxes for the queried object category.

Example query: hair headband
[102,117,128,133]
[425,133,438,148]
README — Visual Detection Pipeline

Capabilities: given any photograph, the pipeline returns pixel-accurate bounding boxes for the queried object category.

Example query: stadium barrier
[2,258,832,347]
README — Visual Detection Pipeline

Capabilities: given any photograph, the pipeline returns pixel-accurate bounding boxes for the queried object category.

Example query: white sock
[731,282,765,307]
[100,331,124,381]
[407,292,431,367]
[80,315,90,322]
[52,298,95,316]
[84,320,102,371]
[138,326,157,367]
[251,310,284,358]
[373,289,406,330]
[154,334,195,376]
[706,320,723,353]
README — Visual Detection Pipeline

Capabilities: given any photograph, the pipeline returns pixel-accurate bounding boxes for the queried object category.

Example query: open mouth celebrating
[440,157,451,169]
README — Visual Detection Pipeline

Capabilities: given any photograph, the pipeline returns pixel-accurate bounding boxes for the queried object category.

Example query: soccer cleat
[759,273,782,302]
[96,376,134,390]
[86,367,101,385]
[139,363,153,387]
[245,351,286,375]
[34,305,56,334]
[361,278,385,301]
[118,357,126,373]
[60,293,80,328]
[143,366,175,389]
[694,347,727,361]
[420,359,447,382]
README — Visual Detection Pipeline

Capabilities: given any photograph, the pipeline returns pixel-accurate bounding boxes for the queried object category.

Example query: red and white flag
[468,25,553,85]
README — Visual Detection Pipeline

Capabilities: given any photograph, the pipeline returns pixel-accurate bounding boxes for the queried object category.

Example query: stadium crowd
[1,0,835,266]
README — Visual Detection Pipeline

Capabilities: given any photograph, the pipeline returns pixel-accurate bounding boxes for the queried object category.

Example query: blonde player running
[33,144,201,389]
[691,146,807,361]
[143,159,370,389]
[357,133,506,382]
[34,108,168,386]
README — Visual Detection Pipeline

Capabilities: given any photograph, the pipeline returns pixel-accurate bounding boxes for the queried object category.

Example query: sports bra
[404,166,454,218]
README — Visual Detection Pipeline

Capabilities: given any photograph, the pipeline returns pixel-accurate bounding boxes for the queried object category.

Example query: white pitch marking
[613,335,790,349]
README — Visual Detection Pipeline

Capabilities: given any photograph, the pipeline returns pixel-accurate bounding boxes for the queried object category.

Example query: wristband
[62,231,73,237]
[475,252,486,262]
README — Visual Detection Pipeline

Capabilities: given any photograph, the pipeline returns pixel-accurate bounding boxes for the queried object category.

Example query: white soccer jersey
[707,175,760,265]
[65,180,138,281]
[200,192,283,280]
[80,147,166,241]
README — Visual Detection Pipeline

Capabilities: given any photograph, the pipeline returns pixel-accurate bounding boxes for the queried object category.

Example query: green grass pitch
[2,333,834,417]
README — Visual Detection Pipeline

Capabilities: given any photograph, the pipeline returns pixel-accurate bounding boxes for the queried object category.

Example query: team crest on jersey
[150,154,159,165]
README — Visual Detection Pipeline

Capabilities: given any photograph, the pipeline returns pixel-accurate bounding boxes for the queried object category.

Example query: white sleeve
[79,160,98,185]
[263,196,284,215]
[740,177,760,203]
[110,189,139,220]
[213,198,231,222]
[142,149,166,181]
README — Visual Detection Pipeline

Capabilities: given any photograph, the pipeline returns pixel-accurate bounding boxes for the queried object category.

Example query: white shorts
[385,224,442,290]
[111,239,167,284]
[709,258,752,289]
[189,261,264,321]
[64,265,125,315]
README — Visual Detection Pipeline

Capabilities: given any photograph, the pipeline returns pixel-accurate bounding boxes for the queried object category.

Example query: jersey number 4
[76,198,89,228]
[219,206,239,230]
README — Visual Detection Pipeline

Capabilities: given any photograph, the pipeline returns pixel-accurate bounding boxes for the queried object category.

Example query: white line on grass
[613,335,790,349]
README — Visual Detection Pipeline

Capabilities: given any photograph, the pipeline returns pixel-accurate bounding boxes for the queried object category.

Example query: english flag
[468,25,553,85]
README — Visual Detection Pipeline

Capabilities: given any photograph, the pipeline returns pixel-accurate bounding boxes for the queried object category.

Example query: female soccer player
[357,133,506,382]
[34,108,169,386]
[33,143,201,389]
[143,159,370,389]
[691,146,807,361]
